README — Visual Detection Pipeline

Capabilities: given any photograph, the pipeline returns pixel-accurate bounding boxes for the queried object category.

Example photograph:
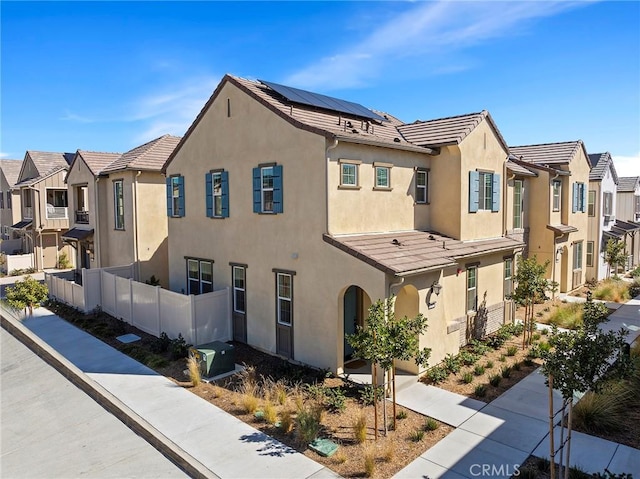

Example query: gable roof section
[509,141,592,168]
[397,110,510,151]
[15,151,72,187]
[0,160,23,186]
[323,230,523,276]
[588,152,619,183]
[506,160,537,177]
[73,151,121,176]
[163,74,438,171]
[102,135,181,174]
[618,176,640,193]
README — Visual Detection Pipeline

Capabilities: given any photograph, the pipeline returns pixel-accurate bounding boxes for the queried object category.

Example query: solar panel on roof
[259,80,387,122]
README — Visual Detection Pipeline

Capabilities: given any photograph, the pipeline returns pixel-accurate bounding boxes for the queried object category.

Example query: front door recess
[344,285,363,360]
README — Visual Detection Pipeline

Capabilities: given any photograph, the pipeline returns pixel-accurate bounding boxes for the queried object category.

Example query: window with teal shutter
[253,165,283,214]
[252,168,261,213]
[166,175,185,217]
[572,183,578,213]
[491,173,500,212]
[206,171,229,218]
[273,165,283,213]
[205,173,213,217]
[469,171,479,213]
[221,171,229,217]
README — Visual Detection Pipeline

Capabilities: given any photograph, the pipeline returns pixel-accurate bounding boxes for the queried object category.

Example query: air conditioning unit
[190,341,235,378]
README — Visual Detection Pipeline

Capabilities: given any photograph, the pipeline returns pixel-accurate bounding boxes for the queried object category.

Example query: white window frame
[416,168,428,204]
[341,163,357,187]
[170,176,181,217]
[504,258,513,299]
[573,241,583,270]
[212,171,223,217]
[513,180,523,228]
[575,183,585,212]
[466,266,478,312]
[586,241,594,268]
[478,172,493,211]
[277,272,292,325]
[588,190,596,217]
[261,166,274,213]
[374,164,390,189]
[552,180,561,212]
[603,192,613,216]
[232,266,246,314]
[113,180,124,230]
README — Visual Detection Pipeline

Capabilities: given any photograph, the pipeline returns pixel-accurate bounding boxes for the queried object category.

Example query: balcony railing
[75,210,89,224]
[23,206,33,219]
[46,206,68,220]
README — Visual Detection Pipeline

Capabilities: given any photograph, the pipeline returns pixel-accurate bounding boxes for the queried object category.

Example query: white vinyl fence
[4,253,34,273]
[45,265,231,345]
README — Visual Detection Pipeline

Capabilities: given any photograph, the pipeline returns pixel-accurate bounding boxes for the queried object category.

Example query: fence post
[156,286,162,337]
[129,278,134,326]
[190,294,197,346]
[82,268,88,312]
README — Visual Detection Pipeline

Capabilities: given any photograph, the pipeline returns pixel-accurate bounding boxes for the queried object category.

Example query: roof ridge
[405,110,485,126]
[510,140,581,148]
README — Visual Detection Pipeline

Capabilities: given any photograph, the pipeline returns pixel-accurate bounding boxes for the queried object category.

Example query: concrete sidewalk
[1,306,337,479]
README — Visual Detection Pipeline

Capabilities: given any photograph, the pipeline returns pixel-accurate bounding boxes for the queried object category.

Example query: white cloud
[285,1,585,90]
[612,153,640,178]
[60,110,95,123]
[0,152,13,159]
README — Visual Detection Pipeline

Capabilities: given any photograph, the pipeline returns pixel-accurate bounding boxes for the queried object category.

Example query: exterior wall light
[431,281,442,296]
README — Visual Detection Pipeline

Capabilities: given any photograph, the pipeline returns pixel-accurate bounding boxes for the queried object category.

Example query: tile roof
[509,141,591,168]
[102,135,181,173]
[323,231,523,276]
[397,110,510,151]
[0,159,23,186]
[546,224,579,235]
[617,176,639,193]
[76,151,121,176]
[26,150,72,177]
[588,152,618,183]
[506,160,537,177]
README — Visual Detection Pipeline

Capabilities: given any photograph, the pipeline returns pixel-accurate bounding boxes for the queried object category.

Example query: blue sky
[2,1,639,175]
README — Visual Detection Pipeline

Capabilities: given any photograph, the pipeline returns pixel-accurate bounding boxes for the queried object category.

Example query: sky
[1,1,639,176]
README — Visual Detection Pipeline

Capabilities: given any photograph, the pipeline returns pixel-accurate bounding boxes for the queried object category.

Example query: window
[6,191,11,209]
[586,241,594,268]
[603,192,613,216]
[415,168,429,204]
[232,266,246,314]
[552,180,561,212]
[572,182,586,213]
[113,180,124,229]
[206,171,229,218]
[45,189,68,219]
[469,171,500,212]
[0,191,4,209]
[253,165,283,213]
[341,163,357,186]
[588,190,596,217]
[504,258,513,299]
[166,175,185,217]
[277,272,292,325]
[374,165,390,189]
[573,241,583,270]
[187,259,213,295]
[23,190,32,208]
[513,180,523,228]
[466,266,477,312]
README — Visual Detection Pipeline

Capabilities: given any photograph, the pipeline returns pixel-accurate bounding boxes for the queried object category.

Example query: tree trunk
[383,368,388,436]
[373,363,378,440]
[392,365,397,431]
[549,375,556,479]
[564,400,573,479]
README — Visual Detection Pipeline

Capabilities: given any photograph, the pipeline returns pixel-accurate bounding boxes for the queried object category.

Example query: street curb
[0,311,219,479]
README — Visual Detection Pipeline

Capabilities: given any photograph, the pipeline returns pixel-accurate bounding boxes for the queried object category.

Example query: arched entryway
[393,284,421,374]
[343,285,371,361]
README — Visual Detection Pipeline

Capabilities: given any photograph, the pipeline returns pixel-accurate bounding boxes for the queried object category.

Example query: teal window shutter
[572,183,578,213]
[221,171,229,218]
[252,168,261,213]
[166,177,172,216]
[469,171,479,213]
[581,184,587,213]
[273,165,283,213]
[205,173,213,218]
[177,176,185,217]
[492,173,500,212]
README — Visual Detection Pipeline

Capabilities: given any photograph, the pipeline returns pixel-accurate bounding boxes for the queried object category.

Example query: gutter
[94,177,101,267]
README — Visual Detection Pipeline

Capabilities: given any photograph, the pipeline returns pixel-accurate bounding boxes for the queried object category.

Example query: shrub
[396,410,408,420]
[5,275,48,313]
[145,275,161,286]
[469,339,491,355]
[324,387,346,413]
[485,360,494,369]
[425,365,448,384]
[523,357,534,367]
[572,382,632,433]
[594,278,631,303]
[518,467,538,479]
[536,457,550,472]
[169,334,191,360]
[363,445,376,477]
[382,443,395,463]
[360,384,383,406]
[499,354,507,362]
[532,332,541,341]
[547,302,583,329]
[263,401,278,425]
[513,361,521,371]
[295,403,323,446]
[474,384,487,397]
[187,352,201,386]
[333,451,347,464]
[279,409,294,434]
[462,371,474,384]
[443,353,462,374]
[500,365,512,378]
[458,350,479,366]
[424,417,439,431]
[629,278,640,299]
[353,412,367,443]
[489,374,502,387]
[151,332,171,353]
[409,429,424,442]
[506,345,518,356]
[473,364,485,376]
[241,393,259,414]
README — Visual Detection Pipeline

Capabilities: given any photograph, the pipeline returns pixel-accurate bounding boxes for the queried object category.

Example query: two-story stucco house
[586,152,619,281]
[0,159,23,242]
[63,135,180,286]
[163,74,523,374]
[615,176,640,270]
[509,141,591,293]
[11,151,74,270]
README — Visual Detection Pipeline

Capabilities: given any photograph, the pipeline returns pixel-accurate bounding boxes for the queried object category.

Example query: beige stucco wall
[429,146,462,239]
[0,171,21,238]
[586,180,602,281]
[100,171,135,272]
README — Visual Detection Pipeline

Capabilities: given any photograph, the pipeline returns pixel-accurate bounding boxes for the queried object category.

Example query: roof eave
[334,135,438,155]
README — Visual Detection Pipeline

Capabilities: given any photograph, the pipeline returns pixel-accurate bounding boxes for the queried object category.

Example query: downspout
[550,172,560,297]
[132,171,142,282]
[325,136,339,235]
[93,177,101,267]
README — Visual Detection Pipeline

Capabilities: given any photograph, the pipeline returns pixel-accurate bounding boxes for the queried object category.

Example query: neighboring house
[163,74,523,374]
[63,135,180,287]
[615,176,640,270]
[586,152,619,281]
[0,160,23,242]
[11,151,74,270]
[509,141,591,293]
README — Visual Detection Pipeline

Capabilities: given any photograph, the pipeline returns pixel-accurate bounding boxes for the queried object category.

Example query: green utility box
[191,341,235,378]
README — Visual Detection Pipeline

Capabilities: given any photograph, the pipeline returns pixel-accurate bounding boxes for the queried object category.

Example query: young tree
[604,239,626,278]
[5,275,49,315]
[347,297,431,436]
[509,255,551,348]
[541,293,629,479]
